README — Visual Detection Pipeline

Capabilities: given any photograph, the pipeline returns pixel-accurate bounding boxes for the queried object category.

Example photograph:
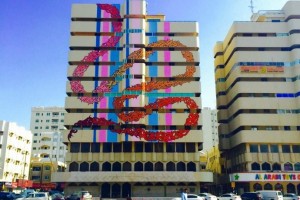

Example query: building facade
[214,1,300,194]
[0,121,32,190]
[202,107,219,151]
[30,107,67,163]
[52,0,209,198]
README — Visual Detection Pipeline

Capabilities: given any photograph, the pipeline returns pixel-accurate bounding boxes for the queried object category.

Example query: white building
[201,107,219,151]
[30,107,67,163]
[0,121,32,187]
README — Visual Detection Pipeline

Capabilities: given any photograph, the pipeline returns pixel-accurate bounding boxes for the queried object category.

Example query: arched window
[264,183,273,190]
[112,183,121,198]
[112,162,121,171]
[297,184,300,195]
[262,162,271,170]
[177,162,186,171]
[253,183,262,191]
[134,162,143,171]
[187,162,196,171]
[101,183,110,198]
[103,162,111,171]
[275,183,283,191]
[273,163,281,171]
[284,162,293,171]
[69,162,78,172]
[90,162,99,171]
[166,162,175,171]
[123,162,131,171]
[80,162,89,171]
[287,183,296,193]
[251,162,260,170]
[155,162,164,171]
[145,162,153,171]
[294,163,300,171]
[122,183,131,198]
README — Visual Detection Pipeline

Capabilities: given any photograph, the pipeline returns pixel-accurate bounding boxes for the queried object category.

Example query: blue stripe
[93,6,102,142]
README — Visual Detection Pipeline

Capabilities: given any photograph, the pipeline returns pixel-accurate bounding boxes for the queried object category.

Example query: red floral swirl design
[68,4,199,142]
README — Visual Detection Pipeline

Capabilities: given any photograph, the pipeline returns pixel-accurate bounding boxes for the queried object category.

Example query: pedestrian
[181,188,188,200]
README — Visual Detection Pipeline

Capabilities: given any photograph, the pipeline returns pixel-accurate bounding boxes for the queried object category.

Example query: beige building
[0,121,32,190]
[52,0,211,198]
[214,1,300,194]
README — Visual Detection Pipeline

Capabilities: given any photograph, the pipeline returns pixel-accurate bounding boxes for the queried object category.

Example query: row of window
[35,112,64,116]
[68,92,200,97]
[253,183,300,194]
[35,119,64,123]
[251,162,300,171]
[70,142,199,153]
[34,126,61,130]
[69,161,197,172]
[250,144,300,153]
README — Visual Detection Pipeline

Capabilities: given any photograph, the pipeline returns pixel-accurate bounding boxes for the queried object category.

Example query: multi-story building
[0,121,32,190]
[214,1,300,194]
[52,0,210,197]
[202,107,219,151]
[30,107,67,163]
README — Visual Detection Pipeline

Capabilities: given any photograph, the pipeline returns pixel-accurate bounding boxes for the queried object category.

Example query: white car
[16,192,50,200]
[283,193,300,200]
[173,194,205,200]
[199,193,218,200]
[218,193,242,200]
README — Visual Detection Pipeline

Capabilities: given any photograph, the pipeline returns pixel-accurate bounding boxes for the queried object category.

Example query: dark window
[70,143,80,153]
[270,145,279,153]
[177,162,186,171]
[134,162,143,171]
[250,144,259,153]
[91,143,100,153]
[155,162,164,171]
[145,143,153,153]
[260,144,268,153]
[154,143,164,152]
[187,162,196,171]
[166,143,175,152]
[81,143,90,153]
[292,145,300,153]
[186,143,195,152]
[135,142,143,152]
[294,163,300,171]
[264,183,273,190]
[90,162,99,171]
[166,162,175,171]
[113,143,121,152]
[145,162,153,171]
[273,163,281,170]
[80,162,89,171]
[284,162,293,171]
[262,162,271,170]
[69,162,79,172]
[123,142,132,152]
[112,183,121,198]
[102,162,111,171]
[123,162,131,171]
[284,126,291,130]
[103,143,112,153]
[251,162,260,170]
[176,143,185,153]
[112,162,121,171]
[282,145,291,153]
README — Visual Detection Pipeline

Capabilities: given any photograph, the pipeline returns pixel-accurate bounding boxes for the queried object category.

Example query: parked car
[241,192,263,200]
[218,193,242,200]
[172,194,205,200]
[199,193,218,200]
[0,192,15,200]
[283,193,300,200]
[256,190,283,200]
[16,192,49,200]
[66,191,92,200]
[51,193,65,200]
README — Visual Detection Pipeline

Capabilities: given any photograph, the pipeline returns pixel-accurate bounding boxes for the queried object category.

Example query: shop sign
[230,173,300,182]
[240,66,284,73]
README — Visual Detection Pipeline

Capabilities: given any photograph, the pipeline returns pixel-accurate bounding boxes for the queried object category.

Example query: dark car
[0,192,15,200]
[241,192,263,200]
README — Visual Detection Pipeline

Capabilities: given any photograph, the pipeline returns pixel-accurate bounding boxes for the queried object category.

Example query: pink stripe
[164,22,172,126]
[98,11,110,142]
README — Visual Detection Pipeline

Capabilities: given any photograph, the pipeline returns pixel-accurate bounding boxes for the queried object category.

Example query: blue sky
[0,0,289,129]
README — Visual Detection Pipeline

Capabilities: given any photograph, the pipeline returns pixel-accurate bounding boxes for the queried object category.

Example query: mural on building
[68,4,199,142]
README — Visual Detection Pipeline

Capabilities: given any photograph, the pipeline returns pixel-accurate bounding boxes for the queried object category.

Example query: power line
[249,0,255,14]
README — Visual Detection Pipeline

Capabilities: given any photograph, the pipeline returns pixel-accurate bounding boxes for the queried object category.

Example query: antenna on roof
[249,0,254,14]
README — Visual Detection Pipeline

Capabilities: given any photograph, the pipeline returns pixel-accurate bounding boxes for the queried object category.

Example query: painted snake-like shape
[68,4,199,142]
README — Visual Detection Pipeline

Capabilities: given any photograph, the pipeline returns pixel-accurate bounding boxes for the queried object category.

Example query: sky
[0,0,290,130]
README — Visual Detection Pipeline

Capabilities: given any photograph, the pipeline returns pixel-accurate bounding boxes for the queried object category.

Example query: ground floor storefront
[228,172,300,194]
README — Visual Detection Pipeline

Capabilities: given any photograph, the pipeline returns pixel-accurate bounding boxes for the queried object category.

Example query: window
[103,143,112,153]
[292,145,300,153]
[81,143,90,153]
[113,143,121,152]
[294,163,300,171]
[260,144,268,153]
[123,142,132,152]
[166,143,175,152]
[34,133,38,136]
[176,143,185,153]
[145,143,153,153]
[262,162,271,170]
[135,142,143,152]
[251,162,260,170]
[91,143,100,153]
[282,145,291,153]
[284,162,293,171]
[36,113,40,116]
[32,167,41,171]
[270,145,279,153]
[70,143,80,153]
[250,144,259,153]
[273,163,281,171]
[44,166,51,170]
[154,143,163,152]
[35,119,39,123]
